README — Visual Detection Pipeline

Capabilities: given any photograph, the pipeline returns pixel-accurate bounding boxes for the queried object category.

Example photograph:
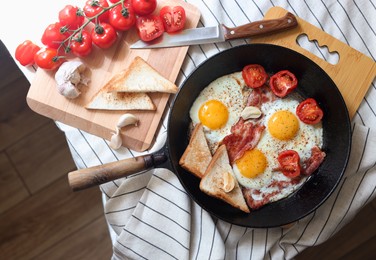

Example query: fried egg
[190,72,251,151]
[233,96,323,191]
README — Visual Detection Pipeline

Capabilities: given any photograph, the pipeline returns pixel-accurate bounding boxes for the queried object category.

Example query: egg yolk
[198,100,229,130]
[268,110,299,140]
[235,149,267,178]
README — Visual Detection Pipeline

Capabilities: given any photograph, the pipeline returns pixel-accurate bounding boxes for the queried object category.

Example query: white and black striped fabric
[53,0,376,259]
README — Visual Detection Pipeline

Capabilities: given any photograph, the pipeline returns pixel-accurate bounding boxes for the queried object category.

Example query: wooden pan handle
[68,152,167,191]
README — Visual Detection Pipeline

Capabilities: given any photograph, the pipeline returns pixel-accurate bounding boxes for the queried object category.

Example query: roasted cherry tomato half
[136,15,165,42]
[83,0,110,23]
[277,150,301,178]
[41,22,70,49]
[296,98,324,125]
[58,5,85,30]
[92,22,117,49]
[34,48,65,70]
[242,64,268,88]
[160,5,186,33]
[109,3,136,31]
[131,0,157,16]
[269,70,298,97]
[70,30,93,57]
[15,40,41,66]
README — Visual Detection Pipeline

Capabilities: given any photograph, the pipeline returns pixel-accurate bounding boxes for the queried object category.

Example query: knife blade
[130,12,298,49]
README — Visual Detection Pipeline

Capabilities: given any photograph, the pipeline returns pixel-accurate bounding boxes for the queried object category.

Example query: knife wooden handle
[68,152,167,191]
[223,12,298,40]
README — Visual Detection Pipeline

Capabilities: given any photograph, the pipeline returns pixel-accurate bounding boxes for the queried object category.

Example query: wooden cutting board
[27,0,200,152]
[252,7,376,119]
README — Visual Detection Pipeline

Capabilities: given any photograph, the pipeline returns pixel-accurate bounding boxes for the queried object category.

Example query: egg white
[189,72,251,152]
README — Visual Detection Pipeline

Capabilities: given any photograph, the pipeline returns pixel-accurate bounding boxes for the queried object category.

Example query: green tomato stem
[58,0,124,55]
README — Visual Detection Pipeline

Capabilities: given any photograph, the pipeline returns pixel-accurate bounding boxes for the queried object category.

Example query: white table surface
[2,1,375,259]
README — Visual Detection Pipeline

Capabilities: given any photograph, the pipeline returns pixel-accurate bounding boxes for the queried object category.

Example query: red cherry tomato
[70,31,93,57]
[269,70,298,97]
[83,0,110,23]
[58,5,85,30]
[136,15,165,42]
[92,23,117,49]
[15,40,41,66]
[41,22,70,49]
[131,0,157,16]
[242,64,268,88]
[296,98,324,125]
[109,3,136,31]
[277,150,301,178]
[159,5,186,33]
[34,48,65,70]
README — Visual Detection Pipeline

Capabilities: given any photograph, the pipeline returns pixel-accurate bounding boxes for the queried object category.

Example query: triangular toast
[104,56,178,94]
[179,123,212,178]
[199,145,250,213]
[85,90,155,110]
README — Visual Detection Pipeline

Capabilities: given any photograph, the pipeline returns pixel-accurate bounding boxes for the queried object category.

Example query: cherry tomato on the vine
[58,5,85,30]
[34,48,65,70]
[41,22,70,49]
[109,3,136,31]
[131,0,157,16]
[70,30,93,57]
[136,15,165,42]
[92,23,117,49]
[15,40,41,66]
[83,0,110,23]
[160,5,186,33]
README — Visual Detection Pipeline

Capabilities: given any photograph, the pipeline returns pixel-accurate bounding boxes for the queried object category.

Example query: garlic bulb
[56,82,81,99]
[55,61,89,99]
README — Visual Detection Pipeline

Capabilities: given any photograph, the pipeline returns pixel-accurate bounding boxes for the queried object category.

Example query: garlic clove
[222,171,235,193]
[241,106,262,120]
[117,113,138,128]
[109,129,122,150]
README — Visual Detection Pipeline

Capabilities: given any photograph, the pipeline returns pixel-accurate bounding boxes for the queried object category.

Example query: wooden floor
[1,42,375,259]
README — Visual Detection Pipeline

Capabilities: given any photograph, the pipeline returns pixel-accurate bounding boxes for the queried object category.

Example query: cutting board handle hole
[296,33,339,65]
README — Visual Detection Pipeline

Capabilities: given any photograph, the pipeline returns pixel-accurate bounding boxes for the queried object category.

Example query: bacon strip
[221,119,265,163]
[302,146,326,176]
[242,188,279,210]
[246,85,276,108]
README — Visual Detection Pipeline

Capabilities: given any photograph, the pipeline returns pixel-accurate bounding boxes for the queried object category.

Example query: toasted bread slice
[105,56,178,94]
[179,123,212,178]
[199,145,250,213]
[85,90,156,110]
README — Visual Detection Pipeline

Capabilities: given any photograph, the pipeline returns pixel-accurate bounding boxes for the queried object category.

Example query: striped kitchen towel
[55,0,375,259]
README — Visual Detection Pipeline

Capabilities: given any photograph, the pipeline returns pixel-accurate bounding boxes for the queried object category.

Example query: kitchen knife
[130,12,298,49]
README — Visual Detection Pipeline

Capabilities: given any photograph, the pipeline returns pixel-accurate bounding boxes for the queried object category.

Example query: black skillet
[68,44,351,228]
